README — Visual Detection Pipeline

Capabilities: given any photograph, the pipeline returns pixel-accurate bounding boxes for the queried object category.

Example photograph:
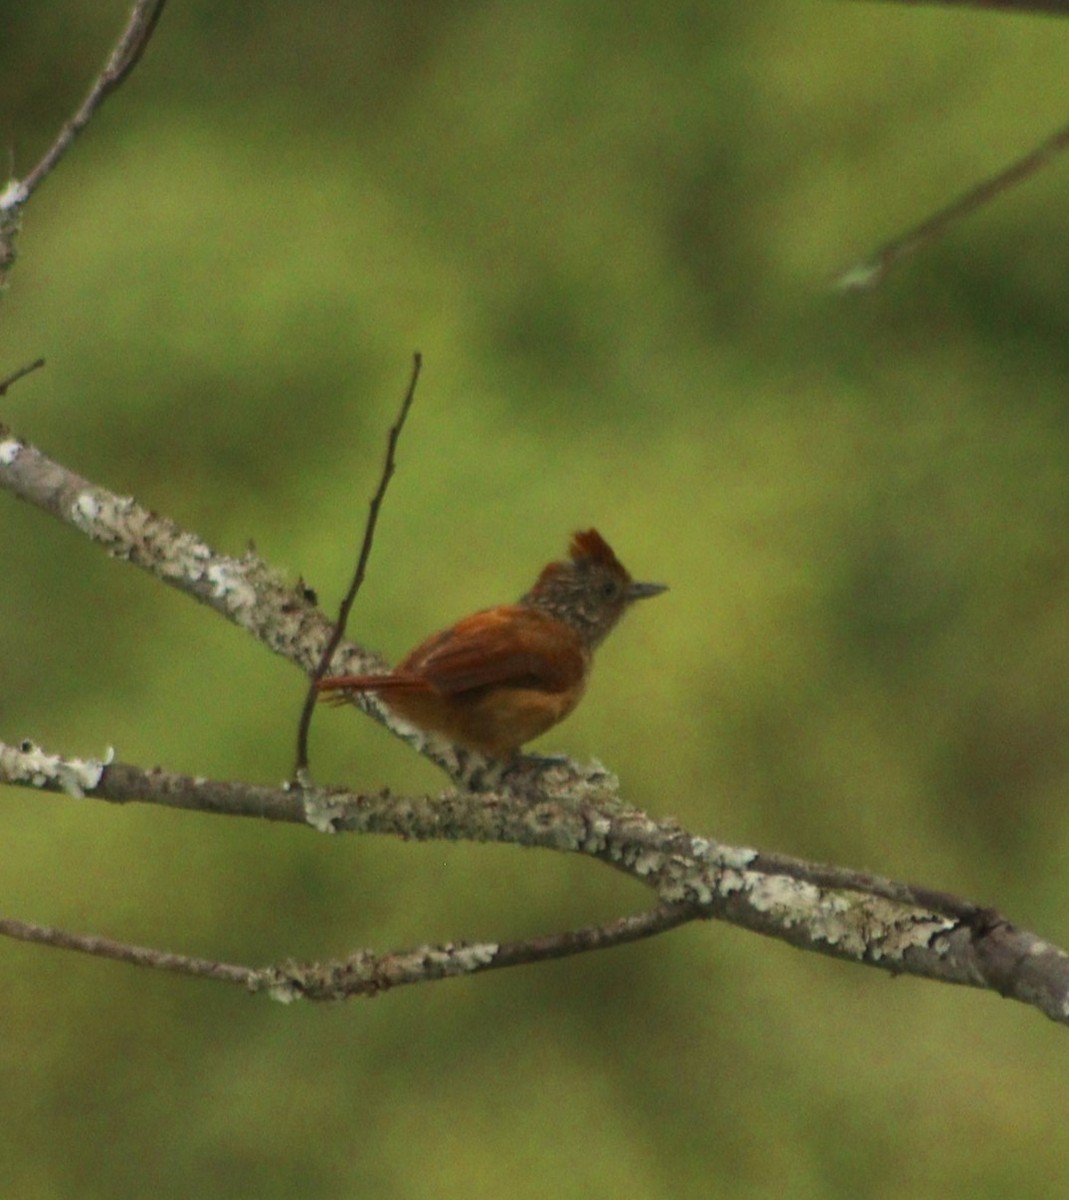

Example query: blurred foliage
[3,1,1069,1197]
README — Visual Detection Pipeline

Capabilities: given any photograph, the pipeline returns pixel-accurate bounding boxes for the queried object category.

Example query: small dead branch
[835,116,1069,291]
[2,0,167,212]
[0,358,45,397]
[293,351,422,776]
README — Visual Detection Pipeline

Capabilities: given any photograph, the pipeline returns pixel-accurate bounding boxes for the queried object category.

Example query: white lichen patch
[69,491,144,554]
[0,178,28,210]
[743,872,822,918]
[302,788,349,834]
[3,740,112,798]
[0,438,21,465]
[267,981,303,1004]
[629,846,669,879]
[64,488,267,623]
[742,873,871,955]
[449,941,498,970]
[716,868,746,896]
[579,813,613,853]
[419,942,498,974]
[711,843,759,871]
[72,491,103,524]
[206,560,258,608]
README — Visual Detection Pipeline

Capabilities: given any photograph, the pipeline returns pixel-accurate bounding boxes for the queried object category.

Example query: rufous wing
[399,606,588,696]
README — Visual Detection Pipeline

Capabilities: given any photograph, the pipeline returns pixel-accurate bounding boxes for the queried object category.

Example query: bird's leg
[510,751,570,770]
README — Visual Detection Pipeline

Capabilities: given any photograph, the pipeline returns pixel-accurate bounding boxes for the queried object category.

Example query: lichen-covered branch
[3,741,1068,1022]
[0,422,477,776]
[0,902,699,1002]
[0,427,326,662]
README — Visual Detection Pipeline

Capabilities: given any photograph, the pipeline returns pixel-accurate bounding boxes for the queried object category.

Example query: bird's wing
[400,607,588,696]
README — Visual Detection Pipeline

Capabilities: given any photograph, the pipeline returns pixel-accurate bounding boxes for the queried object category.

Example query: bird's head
[523,528,667,648]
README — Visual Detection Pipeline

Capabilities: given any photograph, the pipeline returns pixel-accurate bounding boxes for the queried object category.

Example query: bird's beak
[628,580,668,600]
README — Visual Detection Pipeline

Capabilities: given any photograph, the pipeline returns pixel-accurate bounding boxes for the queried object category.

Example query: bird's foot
[454,750,582,793]
[496,752,577,790]
[510,752,570,771]
[454,751,510,792]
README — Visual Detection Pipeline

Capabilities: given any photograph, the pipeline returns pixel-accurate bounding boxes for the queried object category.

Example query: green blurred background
[3,1,1069,1196]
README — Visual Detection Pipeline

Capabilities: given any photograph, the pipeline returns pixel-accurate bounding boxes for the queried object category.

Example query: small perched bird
[316,528,667,759]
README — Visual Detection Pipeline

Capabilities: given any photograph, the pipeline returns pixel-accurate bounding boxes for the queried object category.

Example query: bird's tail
[315,672,431,700]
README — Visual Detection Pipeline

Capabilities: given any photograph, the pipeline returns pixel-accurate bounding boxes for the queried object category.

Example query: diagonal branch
[0,418,477,782]
[865,0,1069,14]
[3,742,1069,1023]
[0,358,45,397]
[1,0,168,213]
[834,116,1069,291]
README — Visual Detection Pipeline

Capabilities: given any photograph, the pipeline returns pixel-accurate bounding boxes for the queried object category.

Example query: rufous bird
[315,528,667,760]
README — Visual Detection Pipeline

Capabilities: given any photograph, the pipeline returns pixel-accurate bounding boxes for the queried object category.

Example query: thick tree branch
[2,741,1068,1021]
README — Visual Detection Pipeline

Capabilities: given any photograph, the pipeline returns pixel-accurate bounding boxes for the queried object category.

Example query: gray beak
[628,580,668,601]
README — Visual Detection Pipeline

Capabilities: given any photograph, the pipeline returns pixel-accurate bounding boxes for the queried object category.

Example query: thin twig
[293,351,422,775]
[3,0,168,210]
[865,0,1069,14]
[0,903,700,1002]
[0,358,45,397]
[0,916,257,988]
[834,115,1069,291]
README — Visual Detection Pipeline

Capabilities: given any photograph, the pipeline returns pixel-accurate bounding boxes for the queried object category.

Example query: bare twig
[0,902,699,1002]
[293,351,422,776]
[2,0,168,211]
[0,358,45,397]
[0,916,257,988]
[866,0,1069,14]
[834,116,1069,291]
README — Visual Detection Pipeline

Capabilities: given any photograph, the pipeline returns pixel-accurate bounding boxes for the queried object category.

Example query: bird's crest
[568,528,630,580]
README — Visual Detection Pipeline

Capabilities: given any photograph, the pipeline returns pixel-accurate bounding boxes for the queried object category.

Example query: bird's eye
[601,579,619,599]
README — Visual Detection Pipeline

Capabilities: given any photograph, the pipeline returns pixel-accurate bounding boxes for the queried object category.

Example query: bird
[315,528,667,760]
